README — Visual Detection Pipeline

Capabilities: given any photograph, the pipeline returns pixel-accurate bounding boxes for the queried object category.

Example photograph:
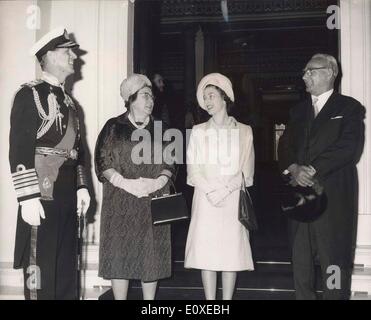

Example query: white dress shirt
[282,89,334,175]
[311,89,334,115]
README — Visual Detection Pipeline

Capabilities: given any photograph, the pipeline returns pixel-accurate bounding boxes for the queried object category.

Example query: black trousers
[22,166,78,300]
[292,223,352,300]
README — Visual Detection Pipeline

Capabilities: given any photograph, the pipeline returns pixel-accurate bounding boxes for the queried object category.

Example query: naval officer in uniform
[9,27,91,300]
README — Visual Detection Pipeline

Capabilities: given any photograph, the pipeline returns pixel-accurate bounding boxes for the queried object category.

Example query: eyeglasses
[302,67,328,76]
[138,92,154,100]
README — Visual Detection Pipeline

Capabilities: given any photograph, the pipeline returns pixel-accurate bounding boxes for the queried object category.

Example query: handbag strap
[158,174,177,195]
[168,178,177,194]
[241,171,247,190]
[241,172,253,202]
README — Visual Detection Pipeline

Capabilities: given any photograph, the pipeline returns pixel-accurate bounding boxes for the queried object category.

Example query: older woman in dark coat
[95,74,176,300]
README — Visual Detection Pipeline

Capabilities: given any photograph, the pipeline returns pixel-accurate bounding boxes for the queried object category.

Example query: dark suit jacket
[278,92,364,267]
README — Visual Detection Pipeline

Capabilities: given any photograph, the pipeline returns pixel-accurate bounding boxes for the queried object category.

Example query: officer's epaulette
[21,79,43,88]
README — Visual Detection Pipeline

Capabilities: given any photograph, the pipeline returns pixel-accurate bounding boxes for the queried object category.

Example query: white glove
[188,174,221,194]
[139,176,168,195]
[77,188,91,216]
[223,173,243,193]
[20,198,45,226]
[206,186,231,207]
[110,172,148,198]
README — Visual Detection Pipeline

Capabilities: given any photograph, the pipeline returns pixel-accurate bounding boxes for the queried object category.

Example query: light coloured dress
[184,116,255,271]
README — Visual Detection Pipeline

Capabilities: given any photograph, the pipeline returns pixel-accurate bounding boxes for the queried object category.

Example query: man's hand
[206,186,231,207]
[20,198,45,226]
[288,164,316,187]
[77,188,91,216]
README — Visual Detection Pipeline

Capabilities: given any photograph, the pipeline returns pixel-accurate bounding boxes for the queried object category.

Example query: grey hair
[311,53,339,78]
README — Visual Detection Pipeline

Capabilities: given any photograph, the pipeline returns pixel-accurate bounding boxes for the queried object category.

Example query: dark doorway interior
[132,0,338,299]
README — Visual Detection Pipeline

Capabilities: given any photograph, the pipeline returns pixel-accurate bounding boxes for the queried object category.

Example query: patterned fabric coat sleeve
[157,121,177,183]
[94,119,115,183]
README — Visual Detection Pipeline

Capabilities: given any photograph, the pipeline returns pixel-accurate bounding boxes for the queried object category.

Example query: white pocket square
[330,116,343,119]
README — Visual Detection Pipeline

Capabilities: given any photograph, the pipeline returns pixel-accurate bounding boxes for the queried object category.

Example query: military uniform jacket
[9,76,88,203]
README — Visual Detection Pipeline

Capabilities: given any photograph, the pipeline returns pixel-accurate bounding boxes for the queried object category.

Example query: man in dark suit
[9,27,91,299]
[278,53,364,299]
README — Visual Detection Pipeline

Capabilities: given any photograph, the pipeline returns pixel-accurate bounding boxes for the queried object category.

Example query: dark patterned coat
[95,112,176,281]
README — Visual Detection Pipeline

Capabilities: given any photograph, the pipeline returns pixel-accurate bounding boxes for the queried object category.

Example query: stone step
[81,262,296,290]
[351,267,371,298]
[0,286,24,300]
[97,286,297,300]
[0,284,298,300]
[0,262,23,288]
[2,259,369,300]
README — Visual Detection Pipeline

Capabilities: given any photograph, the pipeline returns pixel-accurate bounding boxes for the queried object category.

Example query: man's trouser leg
[292,223,317,300]
[23,200,58,300]
[312,225,352,300]
[55,194,78,300]
[23,195,78,300]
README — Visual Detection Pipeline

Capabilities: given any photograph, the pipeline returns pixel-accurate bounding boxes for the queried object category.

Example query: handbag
[151,179,189,225]
[238,172,258,231]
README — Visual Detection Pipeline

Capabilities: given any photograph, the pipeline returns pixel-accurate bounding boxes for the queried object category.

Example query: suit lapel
[303,99,314,137]
[298,100,314,163]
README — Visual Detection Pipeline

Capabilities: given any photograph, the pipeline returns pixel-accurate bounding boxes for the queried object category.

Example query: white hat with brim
[196,73,234,110]
[30,26,79,61]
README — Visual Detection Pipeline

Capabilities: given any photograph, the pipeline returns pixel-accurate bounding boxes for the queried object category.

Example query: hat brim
[196,73,234,110]
[56,40,79,49]
[30,27,79,61]
[280,185,327,222]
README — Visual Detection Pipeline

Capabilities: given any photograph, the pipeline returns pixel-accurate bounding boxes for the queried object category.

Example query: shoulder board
[21,79,43,88]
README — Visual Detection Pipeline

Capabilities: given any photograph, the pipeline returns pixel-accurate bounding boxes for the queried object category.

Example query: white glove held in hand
[109,172,148,198]
[139,176,168,195]
[77,188,91,216]
[20,198,45,226]
[109,172,125,188]
[206,186,231,207]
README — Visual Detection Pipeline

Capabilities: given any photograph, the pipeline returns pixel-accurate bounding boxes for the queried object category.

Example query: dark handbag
[238,173,258,231]
[151,179,189,225]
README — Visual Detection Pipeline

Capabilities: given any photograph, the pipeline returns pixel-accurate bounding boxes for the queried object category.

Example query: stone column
[0,0,135,298]
[0,0,37,272]
[340,0,371,297]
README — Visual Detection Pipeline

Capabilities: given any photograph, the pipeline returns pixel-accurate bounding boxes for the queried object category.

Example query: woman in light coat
[184,73,255,300]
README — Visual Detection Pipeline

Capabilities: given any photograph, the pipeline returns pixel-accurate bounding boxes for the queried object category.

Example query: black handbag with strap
[151,179,189,225]
[238,172,258,231]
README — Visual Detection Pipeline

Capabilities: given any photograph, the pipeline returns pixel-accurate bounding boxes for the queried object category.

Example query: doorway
[133,0,338,299]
